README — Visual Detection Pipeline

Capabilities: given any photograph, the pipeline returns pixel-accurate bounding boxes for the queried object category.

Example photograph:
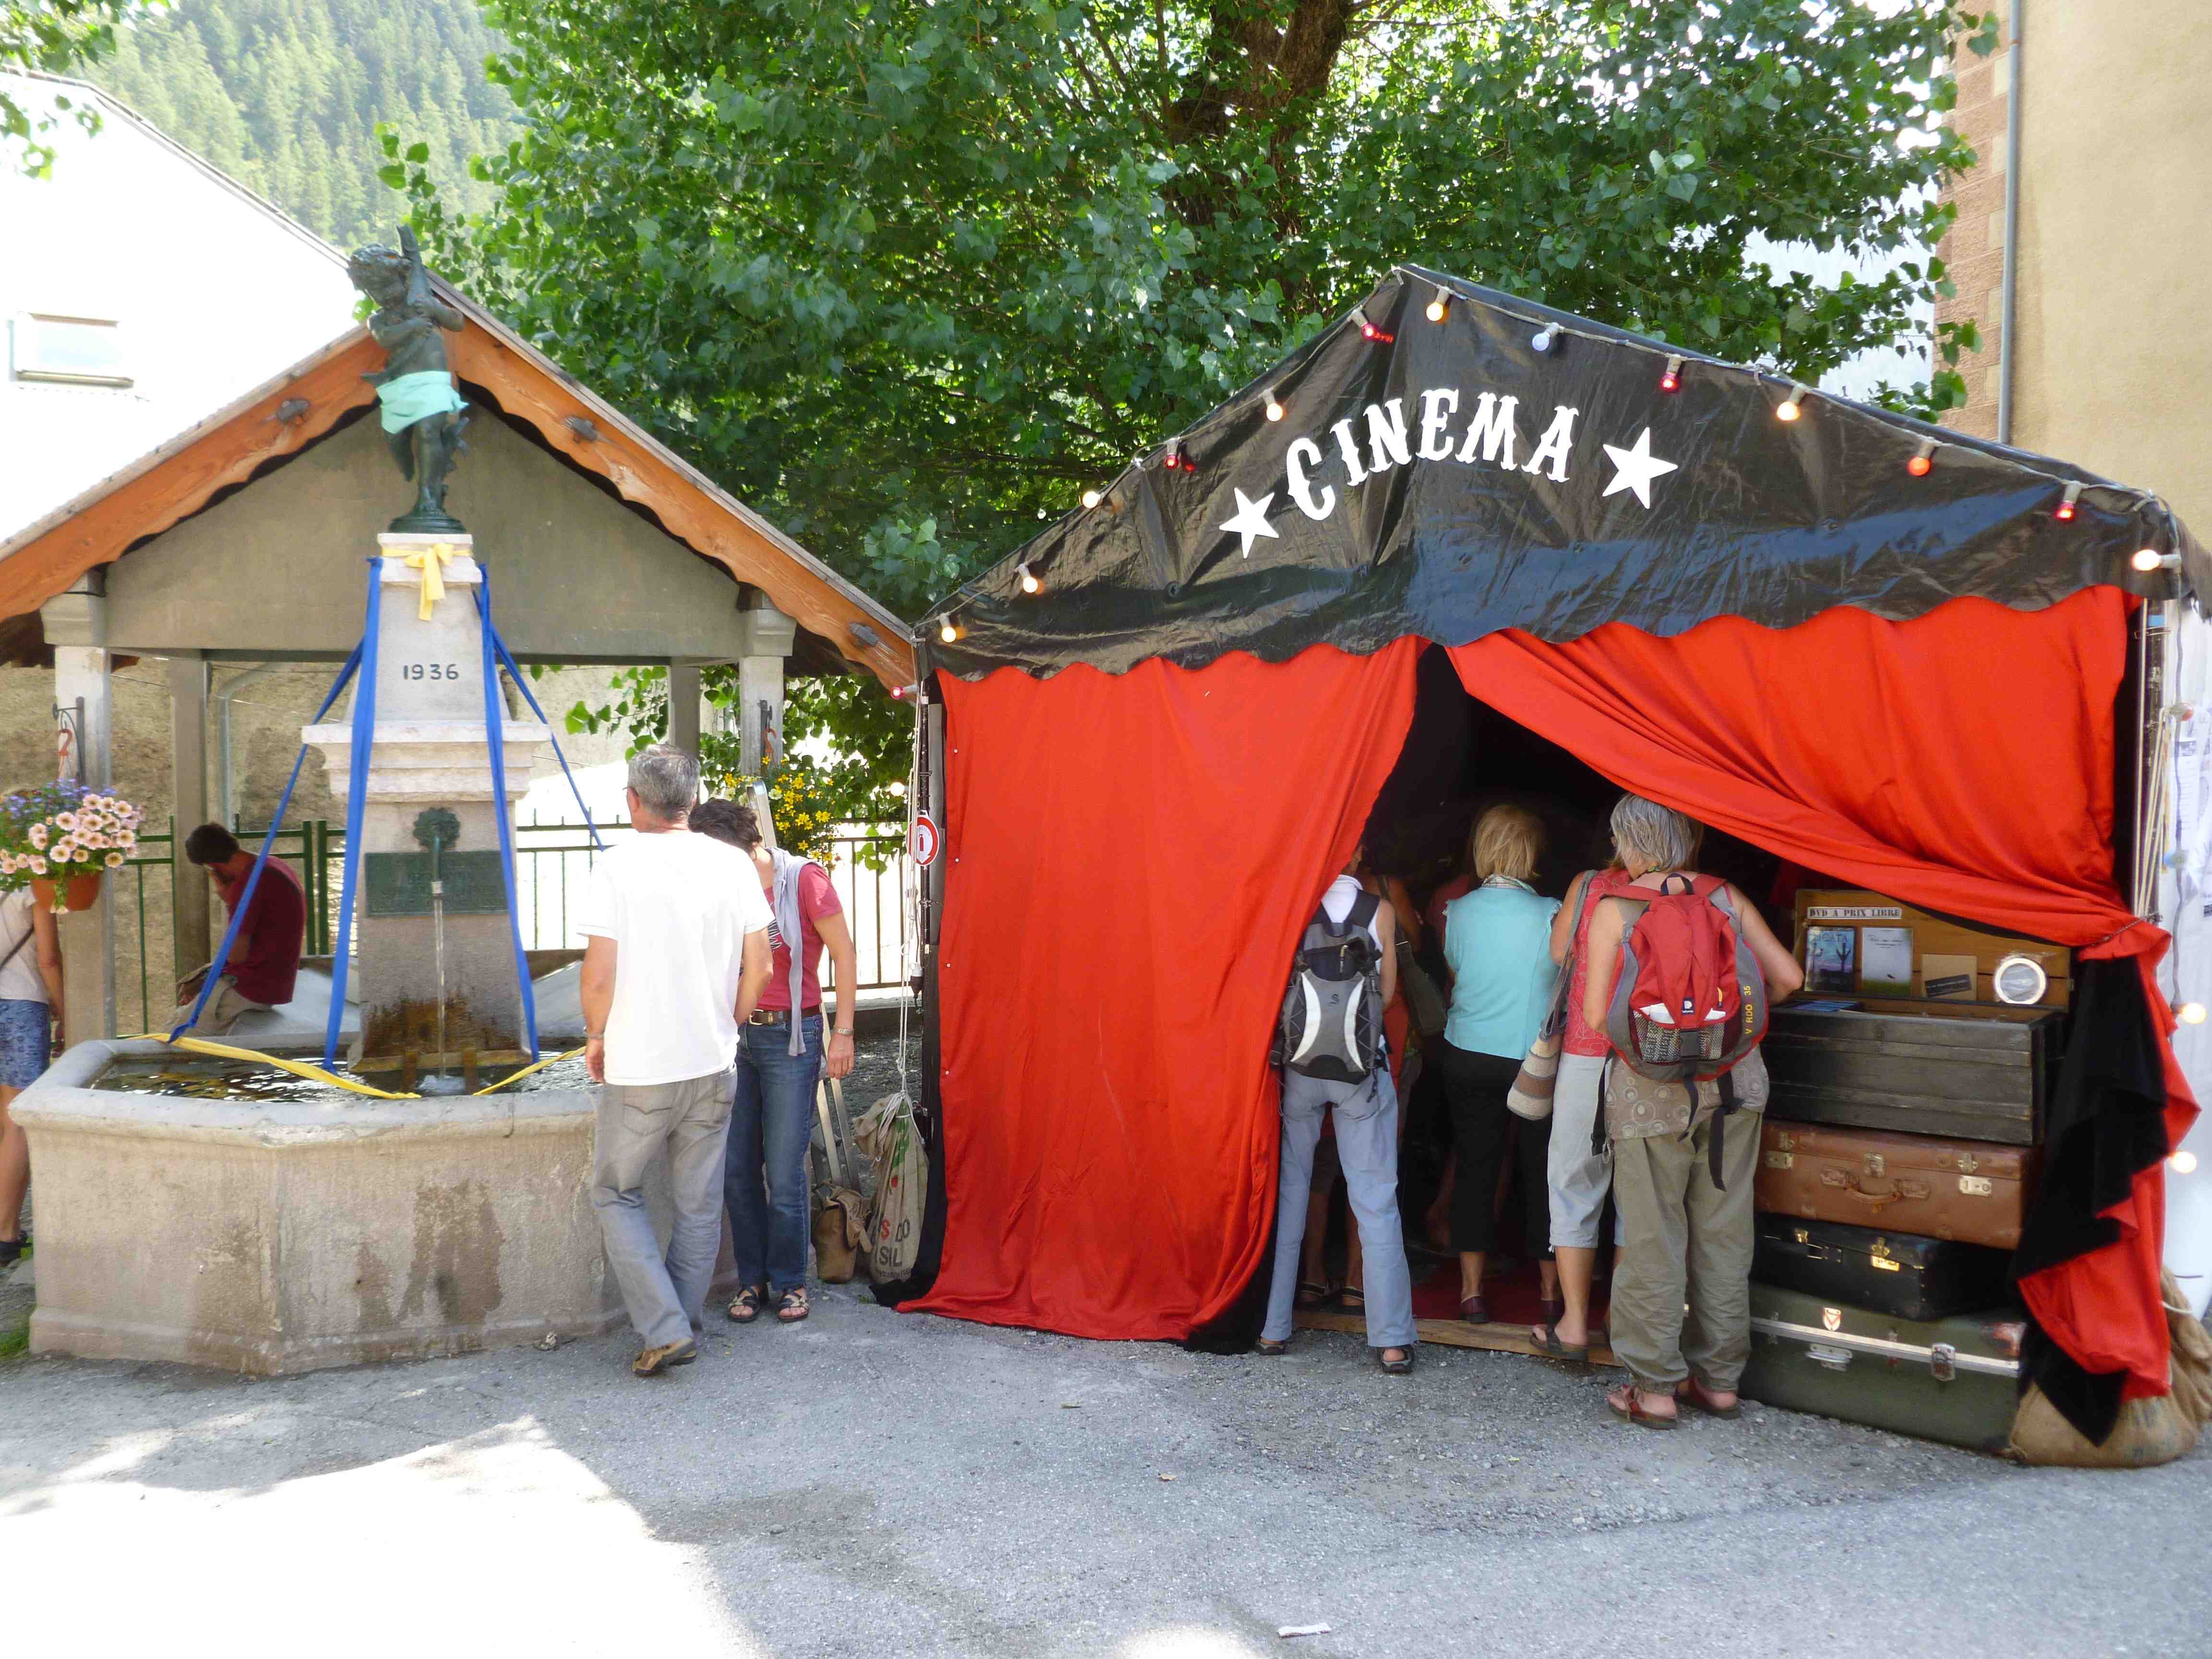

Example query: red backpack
[1598,874,1770,1185]
[1603,873,1768,1082]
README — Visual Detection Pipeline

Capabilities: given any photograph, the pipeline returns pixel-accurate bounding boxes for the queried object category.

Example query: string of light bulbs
[922,266,2189,653]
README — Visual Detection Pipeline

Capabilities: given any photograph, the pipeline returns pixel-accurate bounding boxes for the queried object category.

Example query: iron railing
[113,817,914,1027]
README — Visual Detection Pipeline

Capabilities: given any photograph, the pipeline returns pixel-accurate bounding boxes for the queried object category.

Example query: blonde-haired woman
[1435,805,1561,1324]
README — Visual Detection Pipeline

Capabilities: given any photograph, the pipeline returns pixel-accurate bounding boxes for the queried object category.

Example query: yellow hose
[127,1035,585,1099]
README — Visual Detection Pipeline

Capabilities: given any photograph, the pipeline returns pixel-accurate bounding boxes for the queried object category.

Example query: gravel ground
[3,1035,2208,1655]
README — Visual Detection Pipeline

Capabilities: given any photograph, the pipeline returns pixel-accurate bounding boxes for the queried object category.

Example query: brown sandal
[1459,1296,1491,1325]
[1676,1378,1743,1419]
[1607,1382,1678,1431]
[776,1285,810,1323]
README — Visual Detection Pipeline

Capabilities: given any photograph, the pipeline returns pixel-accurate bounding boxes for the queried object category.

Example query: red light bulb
[1907,454,1932,478]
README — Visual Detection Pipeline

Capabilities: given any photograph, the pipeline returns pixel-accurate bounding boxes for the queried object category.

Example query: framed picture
[1804,925,1857,994]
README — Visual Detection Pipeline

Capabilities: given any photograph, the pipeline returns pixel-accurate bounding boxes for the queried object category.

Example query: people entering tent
[1258,854,1418,1373]
[1581,795,1803,1428]
[1434,805,1561,1325]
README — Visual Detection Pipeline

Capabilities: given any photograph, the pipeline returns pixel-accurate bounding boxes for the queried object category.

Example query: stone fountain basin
[14,1038,732,1374]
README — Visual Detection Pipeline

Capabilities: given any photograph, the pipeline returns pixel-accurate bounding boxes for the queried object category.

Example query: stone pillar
[667,661,703,763]
[168,652,211,979]
[303,535,546,1074]
[42,578,115,1042]
[734,595,795,776]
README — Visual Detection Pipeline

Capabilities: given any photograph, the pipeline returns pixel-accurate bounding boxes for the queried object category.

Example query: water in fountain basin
[90,1050,595,1105]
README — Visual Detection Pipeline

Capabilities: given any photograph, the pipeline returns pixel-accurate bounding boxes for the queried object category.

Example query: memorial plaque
[362,849,512,916]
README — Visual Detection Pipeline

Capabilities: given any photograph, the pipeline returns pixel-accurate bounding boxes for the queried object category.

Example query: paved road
[4,1280,2205,1656]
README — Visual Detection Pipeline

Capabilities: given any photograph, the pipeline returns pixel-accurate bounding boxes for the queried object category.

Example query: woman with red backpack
[1579,796,1803,1429]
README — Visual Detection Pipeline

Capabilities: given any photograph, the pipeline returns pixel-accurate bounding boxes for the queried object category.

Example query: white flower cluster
[0,793,144,879]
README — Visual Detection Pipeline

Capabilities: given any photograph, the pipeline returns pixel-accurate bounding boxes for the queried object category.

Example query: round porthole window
[1992,953,2049,1006]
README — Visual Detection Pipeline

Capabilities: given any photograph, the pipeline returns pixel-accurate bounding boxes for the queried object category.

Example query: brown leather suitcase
[1755,1118,2038,1249]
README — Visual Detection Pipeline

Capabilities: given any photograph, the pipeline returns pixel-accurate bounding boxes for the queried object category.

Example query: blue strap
[323,557,384,1067]
[171,636,364,1044]
[475,577,539,1059]
[483,610,604,852]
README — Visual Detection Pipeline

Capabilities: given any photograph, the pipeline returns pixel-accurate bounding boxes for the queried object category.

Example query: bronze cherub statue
[348,226,470,533]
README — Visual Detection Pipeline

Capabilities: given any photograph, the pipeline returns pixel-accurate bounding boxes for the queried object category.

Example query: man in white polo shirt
[578,745,773,1377]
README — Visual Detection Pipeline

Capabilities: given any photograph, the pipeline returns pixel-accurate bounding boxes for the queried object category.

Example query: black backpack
[1275,891,1385,1083]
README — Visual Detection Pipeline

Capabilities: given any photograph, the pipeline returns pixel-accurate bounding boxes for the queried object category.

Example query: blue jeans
[1263,1068,1417,1349]
[724,1014,823,1294]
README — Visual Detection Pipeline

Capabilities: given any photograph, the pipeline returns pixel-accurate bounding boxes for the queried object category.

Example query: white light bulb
[1531,325,1556,354]
[1776,387,1806,423]
[1081,489,1102,509]
[2173,1150,2200,1175]
[938,619,957,644]
[2134,548,2166,573]
[1018,564,1040,595]
[2182,1002,2207,1025]
[1265,398,1285,422]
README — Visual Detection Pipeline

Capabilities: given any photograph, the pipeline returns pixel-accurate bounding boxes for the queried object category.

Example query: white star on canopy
[1600,427,1680,510]
[1219,488,1281,558]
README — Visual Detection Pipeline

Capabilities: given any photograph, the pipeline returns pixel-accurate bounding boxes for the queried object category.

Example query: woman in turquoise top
[1436,805,1563,1324]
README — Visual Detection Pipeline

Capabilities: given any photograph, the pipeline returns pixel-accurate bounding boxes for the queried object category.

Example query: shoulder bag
[1505,873,1594,1121]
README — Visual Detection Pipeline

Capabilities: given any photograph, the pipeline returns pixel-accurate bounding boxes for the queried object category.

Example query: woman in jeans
[1580,796,1801,1426]
[692,800,857,1326]
[1434,805,1560,1324]
[0,885,64,1265]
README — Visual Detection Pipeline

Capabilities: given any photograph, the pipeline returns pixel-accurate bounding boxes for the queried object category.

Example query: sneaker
[632,1338,698,1377]
[0,1233,28,1267]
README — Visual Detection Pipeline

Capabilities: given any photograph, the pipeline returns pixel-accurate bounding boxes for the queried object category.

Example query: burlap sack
[2009,1270,2212,1467]
[812,1185,869,1283]
[854,1091,928,1284]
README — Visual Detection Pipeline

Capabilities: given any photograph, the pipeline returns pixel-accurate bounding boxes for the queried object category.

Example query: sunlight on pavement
[1118,1626,1273,1658]
[5,1416,763,1653]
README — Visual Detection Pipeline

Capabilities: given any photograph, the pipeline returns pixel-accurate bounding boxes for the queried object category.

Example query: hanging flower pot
[31,869,104,914]
[0,781,144,914]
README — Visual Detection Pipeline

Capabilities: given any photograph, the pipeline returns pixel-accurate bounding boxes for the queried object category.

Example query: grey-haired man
[577,745,773,1376]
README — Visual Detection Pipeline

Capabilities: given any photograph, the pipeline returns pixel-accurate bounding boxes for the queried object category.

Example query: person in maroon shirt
[171,824,306,1034]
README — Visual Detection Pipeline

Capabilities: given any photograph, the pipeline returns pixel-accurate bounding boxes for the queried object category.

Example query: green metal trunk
[1740,1282,2025,1453]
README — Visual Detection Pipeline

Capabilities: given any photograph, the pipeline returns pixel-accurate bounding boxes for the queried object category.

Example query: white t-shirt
[1319,874,1383,949]
[576,831,772,1086]
[0,889,44,1004]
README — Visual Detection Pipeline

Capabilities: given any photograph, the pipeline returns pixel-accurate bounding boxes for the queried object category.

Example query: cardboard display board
[1791,890,2071,1010]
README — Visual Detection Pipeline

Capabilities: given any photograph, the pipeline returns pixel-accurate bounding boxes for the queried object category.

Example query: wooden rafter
[0,334,381,624]
[447,318,913,688]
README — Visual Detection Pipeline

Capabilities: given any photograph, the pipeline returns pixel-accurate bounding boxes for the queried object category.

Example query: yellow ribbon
[130,1035,585,1100]
[402,541,458,620]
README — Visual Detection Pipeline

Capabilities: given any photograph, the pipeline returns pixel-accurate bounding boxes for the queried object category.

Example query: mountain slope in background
[94,0,512,251]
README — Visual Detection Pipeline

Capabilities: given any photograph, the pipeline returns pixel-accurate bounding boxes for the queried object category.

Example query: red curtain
[1451,587,2195,1399]
[911,641,1421,1338]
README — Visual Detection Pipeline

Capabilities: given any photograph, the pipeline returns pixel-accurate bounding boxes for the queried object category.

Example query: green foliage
[388,0,1991,622]
[4,0,151,175]
[90,0,515,248]
[564,664,909,848]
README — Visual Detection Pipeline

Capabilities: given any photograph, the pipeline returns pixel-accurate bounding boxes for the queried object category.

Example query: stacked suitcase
[1737,893,2065,1451]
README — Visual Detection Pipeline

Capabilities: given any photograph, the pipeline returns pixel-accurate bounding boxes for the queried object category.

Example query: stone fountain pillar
[302,533,546,1080]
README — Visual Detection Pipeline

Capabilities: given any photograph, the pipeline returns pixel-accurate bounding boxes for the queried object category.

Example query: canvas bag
[811,1184,869,1284]
[1276,890,1385,1083]
[2010,1271,2212,1467]
[854,1091,929,1283]
[1506,873,1596,1121]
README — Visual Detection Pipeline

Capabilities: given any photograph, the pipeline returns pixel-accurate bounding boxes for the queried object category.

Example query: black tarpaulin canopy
[919,265,2202,678]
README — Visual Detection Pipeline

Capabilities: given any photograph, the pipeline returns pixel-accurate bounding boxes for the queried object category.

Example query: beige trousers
[1608,1106,1761,1393]
[168,977,272,1037]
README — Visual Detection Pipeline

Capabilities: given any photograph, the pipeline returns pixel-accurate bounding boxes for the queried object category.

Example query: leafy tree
[4,0,156,175]
[564,662,914,835]
[390,0,1994,626]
